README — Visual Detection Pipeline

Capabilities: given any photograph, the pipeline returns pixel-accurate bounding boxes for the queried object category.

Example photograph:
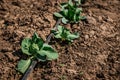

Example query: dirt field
[0,0,120,80]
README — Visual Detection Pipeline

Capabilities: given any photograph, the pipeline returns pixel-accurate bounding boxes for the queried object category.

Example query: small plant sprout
[17,32,58,73]
[51,25,79,42]
[54,0,85,24]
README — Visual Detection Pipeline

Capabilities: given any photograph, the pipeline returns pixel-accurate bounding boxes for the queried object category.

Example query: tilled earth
[0,0,120,80]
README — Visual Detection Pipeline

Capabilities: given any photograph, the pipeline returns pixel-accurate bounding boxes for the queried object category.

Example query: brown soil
[0,0,120,80]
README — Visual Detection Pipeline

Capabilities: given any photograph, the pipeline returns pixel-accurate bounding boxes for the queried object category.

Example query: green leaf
[62,9,68,17]
[32,32,39,42]
[51,27,62,39]
[21,38,32,55]
[54,34,61,38]
[57,25,63,33]
[60,3,68,9]
[32,32,44,50]
[68,9,74,21]
[37,44,58,60]
[68,0,73,6]
[36,53,46,61]
[17,59,31,73]
[73,14,77,22]
[76,8,82,14]
[56,25,68,39]
[79,16,86,20]
[62,18,68,24]
[54,12,63,18]
[67,32,79,40]
[36,38,44,49]
[29,43,39,53]
[78,0,81,4]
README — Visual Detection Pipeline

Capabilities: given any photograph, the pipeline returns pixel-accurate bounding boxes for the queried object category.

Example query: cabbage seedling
[54,0,85,24]
[17,32,58,73]
[52,25,79,42]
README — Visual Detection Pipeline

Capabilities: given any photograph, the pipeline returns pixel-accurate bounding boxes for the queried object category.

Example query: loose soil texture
[0,0,120,80]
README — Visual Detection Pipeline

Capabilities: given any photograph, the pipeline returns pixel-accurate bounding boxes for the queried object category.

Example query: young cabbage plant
[17,32,58,73]
[54,0,85,24]
[52,25,79,42]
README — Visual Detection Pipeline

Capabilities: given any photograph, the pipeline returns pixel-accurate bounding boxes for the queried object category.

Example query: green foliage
[54,0,85,24]
[52,25,79,42]
[16,0,86,75]
[17,32,58,73]
[17,59,31,73]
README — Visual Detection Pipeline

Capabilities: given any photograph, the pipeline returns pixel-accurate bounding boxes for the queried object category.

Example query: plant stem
[21,19,61,80]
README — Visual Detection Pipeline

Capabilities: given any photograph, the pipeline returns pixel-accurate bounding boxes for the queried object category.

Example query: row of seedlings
[17,0,86,79]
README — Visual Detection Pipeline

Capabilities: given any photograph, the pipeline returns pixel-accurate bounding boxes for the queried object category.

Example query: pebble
[89,30,95,37]
[107,16,113,23]
[87,16,96,25]
[85,35,89,40]
[98,16,103,22]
